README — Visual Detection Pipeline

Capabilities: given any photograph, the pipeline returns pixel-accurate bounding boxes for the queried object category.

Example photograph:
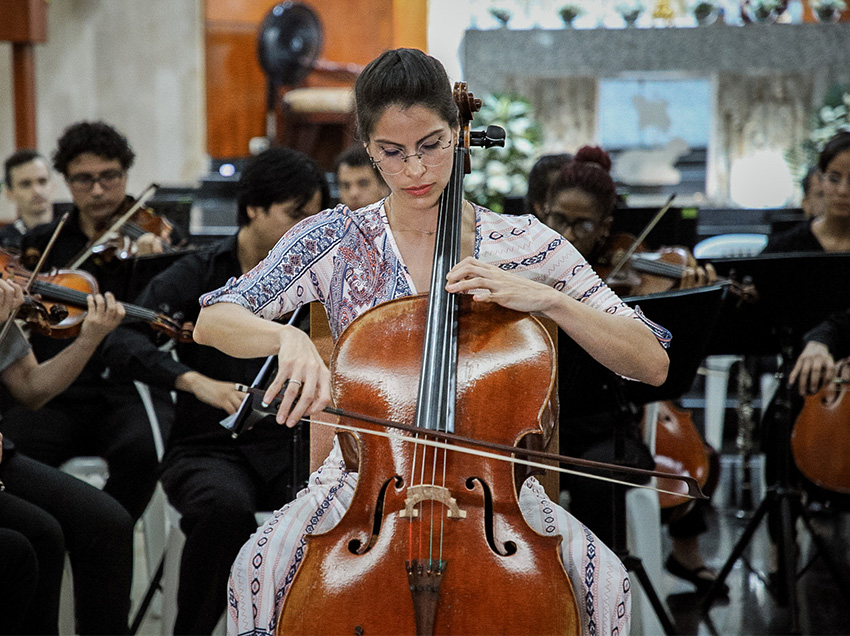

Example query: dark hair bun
[574,146,612,173]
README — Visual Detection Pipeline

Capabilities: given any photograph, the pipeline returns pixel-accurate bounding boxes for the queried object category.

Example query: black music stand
[699,252,850,634]
[560,283,729,636]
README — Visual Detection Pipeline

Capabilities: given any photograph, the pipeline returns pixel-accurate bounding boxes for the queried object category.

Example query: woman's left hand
[445,256,560,314]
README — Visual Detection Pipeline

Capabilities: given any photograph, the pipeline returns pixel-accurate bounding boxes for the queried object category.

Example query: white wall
[0,0,206,222]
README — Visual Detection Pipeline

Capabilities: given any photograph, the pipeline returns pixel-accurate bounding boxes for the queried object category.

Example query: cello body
[791,381,850,494]
[277,294,579,635]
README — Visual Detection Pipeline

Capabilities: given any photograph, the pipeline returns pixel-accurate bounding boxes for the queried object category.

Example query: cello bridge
[399,484,467,519]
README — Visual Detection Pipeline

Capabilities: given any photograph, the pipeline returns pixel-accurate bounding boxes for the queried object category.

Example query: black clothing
[102,233,308,634]
[0,451,134,635]
[763,219,823,253]
[0,218,28,251]
[1,203,181,520]
[804,308,850,359]
[558,337,708,548]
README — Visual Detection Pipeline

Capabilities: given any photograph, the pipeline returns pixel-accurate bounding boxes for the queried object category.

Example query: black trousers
[0,382,171,521]
[0,528,38,635]
[160,446,297,636]
[0,451,134,635]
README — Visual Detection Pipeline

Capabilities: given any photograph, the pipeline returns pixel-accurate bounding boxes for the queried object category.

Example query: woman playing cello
[195,48,670,636]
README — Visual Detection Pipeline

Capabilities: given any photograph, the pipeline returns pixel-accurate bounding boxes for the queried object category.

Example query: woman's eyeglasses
[370,137,453,176]
[67,169,125,191]
[546,213,599,239]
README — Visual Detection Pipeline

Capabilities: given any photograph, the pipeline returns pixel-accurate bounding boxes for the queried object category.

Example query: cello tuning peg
[469,125,506,149]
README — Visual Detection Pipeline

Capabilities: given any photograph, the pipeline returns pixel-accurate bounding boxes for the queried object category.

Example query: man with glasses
[1,121,181,523]
[1,149,56,250]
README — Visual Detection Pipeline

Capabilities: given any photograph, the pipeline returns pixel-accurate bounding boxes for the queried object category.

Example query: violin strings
[30,280,167,324]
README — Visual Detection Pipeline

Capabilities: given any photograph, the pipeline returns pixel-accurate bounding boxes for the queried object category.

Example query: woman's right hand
[262,325,332,427]
[0,279,25,322]
[789,341,836,396]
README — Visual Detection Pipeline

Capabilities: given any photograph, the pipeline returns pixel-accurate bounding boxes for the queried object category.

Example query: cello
[276,84,580,635]
[791,363,850,494]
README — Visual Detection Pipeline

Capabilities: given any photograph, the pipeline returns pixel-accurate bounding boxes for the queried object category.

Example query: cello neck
[414,140,466,435]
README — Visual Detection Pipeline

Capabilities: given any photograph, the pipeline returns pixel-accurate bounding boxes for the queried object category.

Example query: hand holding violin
[789,340,837,396]
[679,257,717,290]
[76,291,126,346]
[0,278,26,322]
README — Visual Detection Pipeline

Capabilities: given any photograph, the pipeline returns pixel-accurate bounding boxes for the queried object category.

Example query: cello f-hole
[467,476,518,557]
[348,475,404,556]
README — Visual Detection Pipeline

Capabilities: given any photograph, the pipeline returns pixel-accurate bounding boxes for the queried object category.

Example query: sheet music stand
[560,283,729,635]
[698,252,850,633]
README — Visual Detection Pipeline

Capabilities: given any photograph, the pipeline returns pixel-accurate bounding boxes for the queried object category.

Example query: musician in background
[0,279,133,635]
[523,152,572,220]
[102,147,328,634]
[801,165,827,219]
[765,132,850,253]
[547,146,725,594]
[789,308,850,397]
[0,121,181,521]
[1,149,55,250]
[333,143,388,210]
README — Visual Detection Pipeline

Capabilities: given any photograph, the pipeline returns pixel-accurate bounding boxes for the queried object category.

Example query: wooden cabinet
[205,0,427,159]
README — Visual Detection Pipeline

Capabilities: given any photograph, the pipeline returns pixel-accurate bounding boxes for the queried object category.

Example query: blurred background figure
[1,150,55,250]
[333,143,388,210]
[524,152,573,220]
[801,165,826,219]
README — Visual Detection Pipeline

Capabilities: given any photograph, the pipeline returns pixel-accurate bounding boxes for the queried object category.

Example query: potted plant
[742,0,787,23]
[464,94,542,214]
[488,5,512,28]
[615,0,645,26]
[810,0,847,22]
[558,3,585,26]
[691,0,720,24]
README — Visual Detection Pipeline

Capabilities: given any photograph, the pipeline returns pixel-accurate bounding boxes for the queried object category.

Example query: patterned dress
[201,199,671,636]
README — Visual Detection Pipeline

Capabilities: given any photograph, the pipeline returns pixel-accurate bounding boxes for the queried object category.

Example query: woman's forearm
[543,290,669,386]
[194,302,294,358]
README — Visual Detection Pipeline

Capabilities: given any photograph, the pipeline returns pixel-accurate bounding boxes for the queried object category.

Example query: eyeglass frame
[544,211,601,239]
[368,134,454,176]
[66,169,126,191]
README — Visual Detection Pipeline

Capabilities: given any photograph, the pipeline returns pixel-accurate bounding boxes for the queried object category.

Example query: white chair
[58,381,172,635]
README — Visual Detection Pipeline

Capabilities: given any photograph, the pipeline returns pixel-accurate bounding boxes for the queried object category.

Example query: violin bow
[234,384,707,501]
[67,183,159,269]
[0,211,71,343]
[607,193,676,281]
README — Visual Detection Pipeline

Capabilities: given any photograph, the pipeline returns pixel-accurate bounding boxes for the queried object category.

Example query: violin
[791,368,850,494]
[66,184,178,269]
[0,250,192,341]
[596,232,692,297]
